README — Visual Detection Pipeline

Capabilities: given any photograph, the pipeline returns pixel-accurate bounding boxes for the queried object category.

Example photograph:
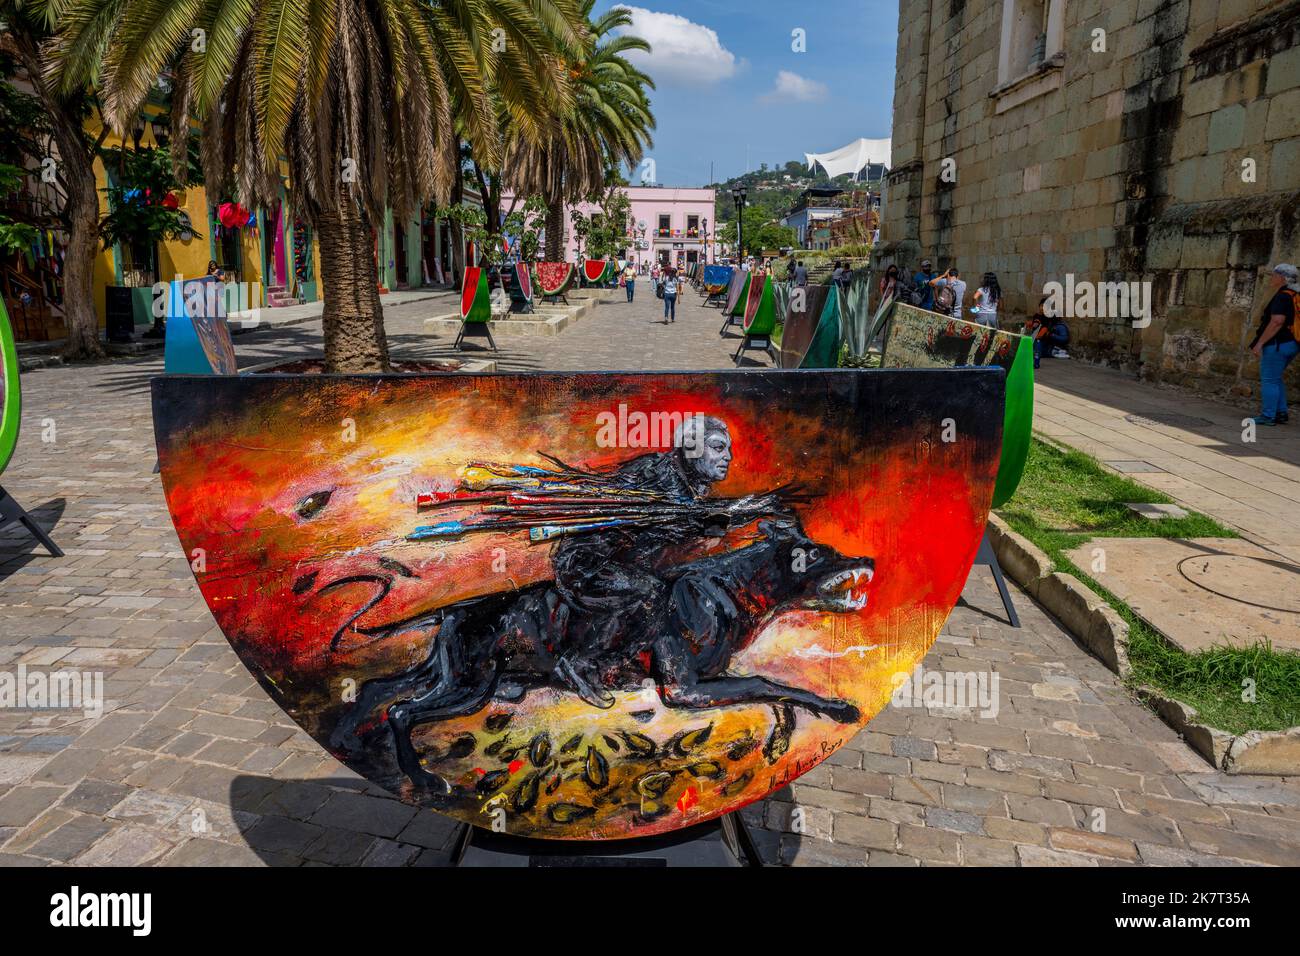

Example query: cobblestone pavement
[2,285,1299,866]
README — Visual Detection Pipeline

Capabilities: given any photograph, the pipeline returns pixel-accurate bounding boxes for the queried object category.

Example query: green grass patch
[998,438,1300,734]
[998,439,1237,556]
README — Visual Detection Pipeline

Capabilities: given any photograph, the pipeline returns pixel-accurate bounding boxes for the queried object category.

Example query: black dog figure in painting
[549,415,736,706]
[330,419,874,794]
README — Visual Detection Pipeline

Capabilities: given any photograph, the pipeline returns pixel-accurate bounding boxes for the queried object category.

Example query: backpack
[899,279,925,307]
[1286,288,1300,339]
[934,283,955,313]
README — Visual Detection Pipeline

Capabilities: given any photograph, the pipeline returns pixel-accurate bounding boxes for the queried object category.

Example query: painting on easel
[152,369,1004,839]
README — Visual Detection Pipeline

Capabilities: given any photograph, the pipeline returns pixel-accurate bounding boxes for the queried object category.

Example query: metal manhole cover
[1124,413,1213,428]
[1178,555,1300,613]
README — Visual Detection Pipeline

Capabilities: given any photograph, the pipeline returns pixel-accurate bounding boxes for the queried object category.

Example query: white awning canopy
[804,138,892,179]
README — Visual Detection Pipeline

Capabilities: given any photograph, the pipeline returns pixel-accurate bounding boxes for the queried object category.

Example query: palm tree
[1,0,108,360]
[504,0,654,261]
[48,0,584,371]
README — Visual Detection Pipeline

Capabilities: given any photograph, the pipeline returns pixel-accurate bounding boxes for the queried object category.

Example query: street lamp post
[730,186,748,262]
[572,211,584,266]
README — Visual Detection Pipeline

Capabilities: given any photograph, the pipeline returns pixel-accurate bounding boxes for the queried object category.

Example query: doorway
[394,221,410,289]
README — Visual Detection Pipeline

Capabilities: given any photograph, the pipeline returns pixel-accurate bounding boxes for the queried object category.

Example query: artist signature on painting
[767,737,843,791]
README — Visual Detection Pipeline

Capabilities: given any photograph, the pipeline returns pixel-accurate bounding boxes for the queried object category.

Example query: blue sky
[594,1,898,186]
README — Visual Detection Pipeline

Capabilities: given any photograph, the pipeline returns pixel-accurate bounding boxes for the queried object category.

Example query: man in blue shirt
[912,259,936,311]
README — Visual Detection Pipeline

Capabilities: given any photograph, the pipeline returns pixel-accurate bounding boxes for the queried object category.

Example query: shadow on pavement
[229,774,786,866]
[0,496,67,580]
[230,775,460,867]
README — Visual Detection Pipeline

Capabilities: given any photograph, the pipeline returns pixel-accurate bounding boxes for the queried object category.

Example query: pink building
[501,185,717,268]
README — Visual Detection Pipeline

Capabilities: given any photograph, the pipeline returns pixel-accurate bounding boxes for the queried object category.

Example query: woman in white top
[972,272,1001,328]
[662,271,679,323]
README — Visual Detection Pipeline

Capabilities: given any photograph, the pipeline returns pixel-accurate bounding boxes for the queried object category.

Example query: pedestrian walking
[928,266,967,318]
[622,262,636,303]
[794,260,808,287]
[972,272,1001,328]
[662,271,679,323]
[1250,262,1300,426]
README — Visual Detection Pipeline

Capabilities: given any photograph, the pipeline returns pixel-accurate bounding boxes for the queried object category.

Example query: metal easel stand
[973,528,1020,627]
[454,321,498,352]
[0,485,63,557]
[733,333,776,366]
[451,812,764,867]
[718,313,741,336]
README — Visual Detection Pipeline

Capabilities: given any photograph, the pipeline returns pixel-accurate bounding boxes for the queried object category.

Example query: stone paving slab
[1065,538,1300,653]
[1,288,1298,865]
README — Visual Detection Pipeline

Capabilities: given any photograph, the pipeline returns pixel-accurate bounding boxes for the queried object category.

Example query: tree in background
[579,176,631,260]
[52,0,584,371]
[0,56,43,256]
[0,163,37,255]
[720,205,795,257]
[505,0,653,261]
[97,143,202,284]
[1,3,109,359]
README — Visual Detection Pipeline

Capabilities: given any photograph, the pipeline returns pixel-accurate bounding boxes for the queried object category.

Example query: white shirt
[975,287,998,327]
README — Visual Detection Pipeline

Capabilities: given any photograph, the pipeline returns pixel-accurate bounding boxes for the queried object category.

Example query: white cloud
[759,70,829,103]
[613,6,739,86]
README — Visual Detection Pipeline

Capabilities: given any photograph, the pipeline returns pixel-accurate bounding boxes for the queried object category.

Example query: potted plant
[98,143,202,339]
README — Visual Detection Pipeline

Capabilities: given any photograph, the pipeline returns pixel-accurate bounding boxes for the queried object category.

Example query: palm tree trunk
[545,199,565,261]
[59,166,102,360]
[449,165,465,286]
[315,199,390,372]
[10,30,105,361]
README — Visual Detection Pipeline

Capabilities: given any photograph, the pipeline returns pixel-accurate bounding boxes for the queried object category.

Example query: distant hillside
[707,160,885,227]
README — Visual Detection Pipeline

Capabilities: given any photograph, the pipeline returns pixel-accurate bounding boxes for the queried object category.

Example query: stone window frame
[991,0,1066,113]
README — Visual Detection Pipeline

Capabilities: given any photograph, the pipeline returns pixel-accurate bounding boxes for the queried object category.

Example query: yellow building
[5,97,459,341]
[88,103,323,335]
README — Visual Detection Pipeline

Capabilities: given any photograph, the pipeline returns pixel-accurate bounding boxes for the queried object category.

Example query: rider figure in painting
[550,416,736,706]
[332,412,871,789]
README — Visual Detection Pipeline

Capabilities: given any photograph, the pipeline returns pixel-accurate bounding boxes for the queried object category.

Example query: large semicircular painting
[152,369,1004,840]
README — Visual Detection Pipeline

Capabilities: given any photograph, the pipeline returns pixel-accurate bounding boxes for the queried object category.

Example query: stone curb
[239,356,497,374]
[423,291,621,338]
[985,514,1300,776]
[425,312,575,337]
